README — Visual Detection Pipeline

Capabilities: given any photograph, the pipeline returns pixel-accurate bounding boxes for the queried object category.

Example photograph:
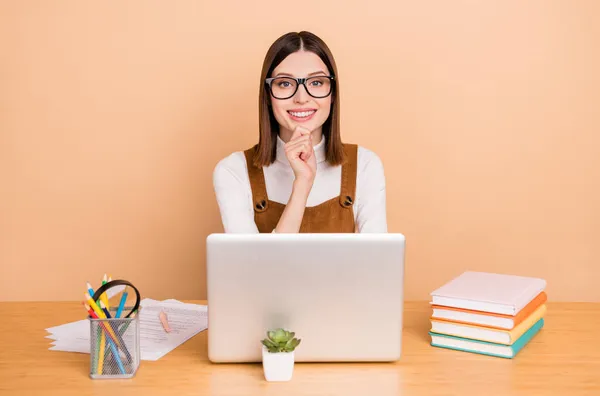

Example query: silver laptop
[206,233,406,363]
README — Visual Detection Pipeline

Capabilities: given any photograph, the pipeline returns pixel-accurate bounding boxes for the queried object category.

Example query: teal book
[429,318,544,359]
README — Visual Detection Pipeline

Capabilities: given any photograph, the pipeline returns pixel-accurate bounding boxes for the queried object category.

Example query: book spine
[510,318,544,355]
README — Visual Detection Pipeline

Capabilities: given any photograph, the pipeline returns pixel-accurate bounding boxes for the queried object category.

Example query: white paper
[45,298,208,360]
[45,319,88,335]
[137,298,208,361]
[49,343,91,353]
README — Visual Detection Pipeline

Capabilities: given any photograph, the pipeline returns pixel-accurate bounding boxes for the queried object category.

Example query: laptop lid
[206,233,406,362]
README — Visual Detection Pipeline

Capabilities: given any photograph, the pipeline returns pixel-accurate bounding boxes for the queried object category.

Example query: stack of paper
[428,271,547,358]
[46,298,208,361]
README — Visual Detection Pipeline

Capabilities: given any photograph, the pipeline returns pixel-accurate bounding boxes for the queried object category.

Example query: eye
[309,77,328,86]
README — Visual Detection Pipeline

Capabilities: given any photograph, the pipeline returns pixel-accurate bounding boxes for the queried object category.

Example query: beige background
[1,1,599,302]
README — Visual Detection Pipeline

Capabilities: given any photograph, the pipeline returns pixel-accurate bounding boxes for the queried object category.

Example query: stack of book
[428,271,547,358]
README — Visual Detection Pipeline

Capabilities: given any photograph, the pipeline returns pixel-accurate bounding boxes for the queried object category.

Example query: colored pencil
[83,302,104,374]
[117,311,137,337]
[99,300,112,319]
[86,282,95,299]
[111,311,137,364]
[99,274,110,309]
[97,331,106,374]
[107,334,126,374]
[115,286,129,318]
[86,301,102,373]
[85,293,104,318]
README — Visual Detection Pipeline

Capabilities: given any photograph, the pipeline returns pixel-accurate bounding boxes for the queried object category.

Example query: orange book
[430,304,546,345]
[431,291,547,330]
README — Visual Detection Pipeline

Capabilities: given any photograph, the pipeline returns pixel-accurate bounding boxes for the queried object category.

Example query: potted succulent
[260,328,301,382]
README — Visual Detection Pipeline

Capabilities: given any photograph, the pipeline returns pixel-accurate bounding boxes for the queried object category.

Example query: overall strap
[339,144,358,209]
[243,146,269,212]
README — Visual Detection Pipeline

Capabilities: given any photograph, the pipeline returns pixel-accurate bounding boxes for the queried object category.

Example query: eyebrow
[274,70,328,77]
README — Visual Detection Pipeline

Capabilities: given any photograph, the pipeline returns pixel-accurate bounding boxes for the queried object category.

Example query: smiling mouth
[288,110,316,118]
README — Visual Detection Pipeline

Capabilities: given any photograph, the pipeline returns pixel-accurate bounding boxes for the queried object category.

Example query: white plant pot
[262,346,295,382]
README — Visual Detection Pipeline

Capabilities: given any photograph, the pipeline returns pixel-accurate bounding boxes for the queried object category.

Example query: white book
[430,271,546,315]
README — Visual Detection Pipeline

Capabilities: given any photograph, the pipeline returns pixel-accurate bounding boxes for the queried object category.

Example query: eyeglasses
[265,75,335,100]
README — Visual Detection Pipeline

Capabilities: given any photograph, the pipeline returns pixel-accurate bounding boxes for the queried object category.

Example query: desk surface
[1,301,598,396]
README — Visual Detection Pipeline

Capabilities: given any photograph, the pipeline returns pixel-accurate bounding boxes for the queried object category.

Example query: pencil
[99,300,112,319]
[107,334,126,374]
[84,303,126,375]
[117,311,137,338]
[115,286,128,319]
[83,302,103,374]
[99,274,110,309]
[86,301,101,374]
[97,331,106,374]
[107,310,135,364]
[86,282,95,299]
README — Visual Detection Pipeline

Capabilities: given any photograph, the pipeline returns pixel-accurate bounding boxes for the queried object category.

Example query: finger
[301,141,313,160]
[288,135,313,155]
[286,134,311,147]
[295,126,311,135]
[285,140,312,159]
[291,125,311,140]
[290,127,304,141]
[300,145,313,162]
[285,140,311,155]
[295,127,313,152]
[286,131,313,159]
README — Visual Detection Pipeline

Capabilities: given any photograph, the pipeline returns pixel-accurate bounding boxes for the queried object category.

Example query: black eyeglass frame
[265,75,335,100]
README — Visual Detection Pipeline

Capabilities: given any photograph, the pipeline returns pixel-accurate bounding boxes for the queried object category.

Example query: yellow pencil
[99,274,110,309]
[85,293,105,318]
[97,332,106,374]
[85,293,121,347]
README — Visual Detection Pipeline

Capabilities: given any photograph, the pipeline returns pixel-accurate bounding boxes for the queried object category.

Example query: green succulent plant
[261,328,301,353]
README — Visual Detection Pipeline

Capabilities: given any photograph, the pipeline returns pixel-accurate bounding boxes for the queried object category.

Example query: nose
[293,83,310,103]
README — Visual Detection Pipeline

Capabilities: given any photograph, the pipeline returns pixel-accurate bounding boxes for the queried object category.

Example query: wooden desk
[1,301,598,396]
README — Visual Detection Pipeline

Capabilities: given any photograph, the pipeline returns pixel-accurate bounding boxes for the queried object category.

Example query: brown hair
[253,31,345,168]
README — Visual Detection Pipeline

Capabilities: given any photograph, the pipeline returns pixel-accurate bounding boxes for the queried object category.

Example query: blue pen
[115,286,128,318]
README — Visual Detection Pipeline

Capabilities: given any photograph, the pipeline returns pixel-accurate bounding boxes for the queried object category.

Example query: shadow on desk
[404,301,433,344]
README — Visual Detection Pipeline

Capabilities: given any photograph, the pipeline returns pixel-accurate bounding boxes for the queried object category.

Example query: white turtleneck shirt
[213,135,387,233]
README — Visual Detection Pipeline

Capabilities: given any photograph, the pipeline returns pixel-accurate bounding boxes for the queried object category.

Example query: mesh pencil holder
[89,307,140,379]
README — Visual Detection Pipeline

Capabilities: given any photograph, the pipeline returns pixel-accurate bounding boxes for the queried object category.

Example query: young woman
[213,31,387,233]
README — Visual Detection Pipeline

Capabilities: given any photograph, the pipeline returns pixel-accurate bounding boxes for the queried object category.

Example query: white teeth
[289,110,315,117]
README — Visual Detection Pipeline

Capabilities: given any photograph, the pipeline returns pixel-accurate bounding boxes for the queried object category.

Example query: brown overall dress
[243,143,358,233]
